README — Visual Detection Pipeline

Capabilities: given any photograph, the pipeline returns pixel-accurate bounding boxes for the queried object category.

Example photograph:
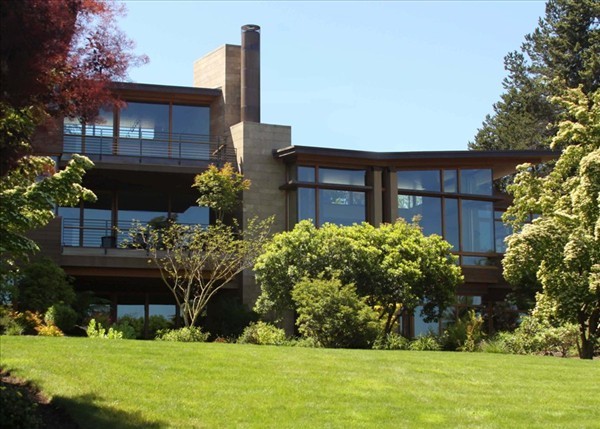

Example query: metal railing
[63,129,237,165]
[62,218,210,248]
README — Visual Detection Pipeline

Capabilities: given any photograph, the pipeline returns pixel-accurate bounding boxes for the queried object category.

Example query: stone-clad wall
[231,121,291,306]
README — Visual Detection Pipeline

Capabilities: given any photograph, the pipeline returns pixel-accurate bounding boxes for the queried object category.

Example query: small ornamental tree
[193,163,250,221]
[503,86,600,359]
[130,165,272,327]
[254,220,462,336]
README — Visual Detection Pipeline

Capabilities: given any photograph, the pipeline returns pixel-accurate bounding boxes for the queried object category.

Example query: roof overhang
[109,81,221,105]
[273,145,559,179]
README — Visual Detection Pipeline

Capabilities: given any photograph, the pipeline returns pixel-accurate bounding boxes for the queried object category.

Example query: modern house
[30,25,555,336]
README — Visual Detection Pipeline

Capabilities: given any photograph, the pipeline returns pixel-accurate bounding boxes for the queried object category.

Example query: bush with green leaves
[44,303,77,333]
[155,326,210,342]
[86,319,124,339]
[237,321,287,346]
[203,294,258,340]
[497,315,580,357]
[292,277,379,349]
[15,258,75,313]
[373,332,411,350]
[409,334,442,351]
[442,310,486,352]
[0,382,42,429]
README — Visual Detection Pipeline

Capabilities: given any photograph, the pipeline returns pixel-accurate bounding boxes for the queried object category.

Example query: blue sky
[119,1,547,152]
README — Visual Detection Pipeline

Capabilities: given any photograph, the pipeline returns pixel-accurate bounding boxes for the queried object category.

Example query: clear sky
[118,1,547,152]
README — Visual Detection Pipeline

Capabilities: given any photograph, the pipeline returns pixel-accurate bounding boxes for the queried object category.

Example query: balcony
[62,129,237,167]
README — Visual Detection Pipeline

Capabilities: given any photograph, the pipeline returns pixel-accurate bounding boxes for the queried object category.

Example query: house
[30,25,555,337]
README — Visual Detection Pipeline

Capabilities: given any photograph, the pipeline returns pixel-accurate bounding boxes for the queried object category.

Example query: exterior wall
[193,45,241,140]
[230,122,291,307]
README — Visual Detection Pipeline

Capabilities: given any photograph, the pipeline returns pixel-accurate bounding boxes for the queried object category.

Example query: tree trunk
[579,337,595,360]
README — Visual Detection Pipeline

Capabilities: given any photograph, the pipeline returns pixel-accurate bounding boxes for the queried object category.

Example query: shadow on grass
[52,393,167,429]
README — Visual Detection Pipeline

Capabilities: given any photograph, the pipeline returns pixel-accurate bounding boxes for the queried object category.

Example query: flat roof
[273,145,559,178]
[109,82,221,104]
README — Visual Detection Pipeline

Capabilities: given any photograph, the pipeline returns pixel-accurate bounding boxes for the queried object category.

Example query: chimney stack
[241,25,260,123]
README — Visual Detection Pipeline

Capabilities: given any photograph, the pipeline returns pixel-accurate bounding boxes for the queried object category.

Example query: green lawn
[1,336,598,429]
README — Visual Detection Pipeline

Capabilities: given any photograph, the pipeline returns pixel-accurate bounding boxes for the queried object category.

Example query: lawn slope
[1,336,598,429]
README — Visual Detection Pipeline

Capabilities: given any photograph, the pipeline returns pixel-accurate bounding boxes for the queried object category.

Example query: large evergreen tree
[469,0,599,151]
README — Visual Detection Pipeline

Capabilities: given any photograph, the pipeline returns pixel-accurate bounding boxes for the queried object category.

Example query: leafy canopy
[503,85,600,359]
[254,220,463,335]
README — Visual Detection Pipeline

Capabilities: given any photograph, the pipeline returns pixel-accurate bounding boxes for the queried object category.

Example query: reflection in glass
[149,304,176,320]
[460,169,492,195]
[461,200,494,253]
[119,102,169,157]
[63,107,113,155]
[319,189,365,226]
[443,170,457,193]
[319,168,365,186]
[298,166,315,182]
[462,256,492,266]
[298,188,316,224]
[117,305,144,319]
[397,170,440,192]
[83,191,112,247]
[444,198,459,250]
[413,305,440,337]
[59,206,81,247]
[494,211,511,253]
[397,195,441,236]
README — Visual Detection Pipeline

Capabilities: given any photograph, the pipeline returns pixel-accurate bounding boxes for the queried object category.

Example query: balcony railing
[61,218,208,248]
[63,129,236,165]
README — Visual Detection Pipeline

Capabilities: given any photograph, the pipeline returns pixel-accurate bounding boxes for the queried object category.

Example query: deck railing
[61,218,208,248]
[63,129,236,165]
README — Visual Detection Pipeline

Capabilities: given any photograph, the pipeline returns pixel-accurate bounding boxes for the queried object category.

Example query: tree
[0,154,95,276]
[0,0,145,279]
[502,85,599,359]
[1,0,147,173]
[254,220,463,336]
[292,277,379,348]
[132,219,272,328]
[469,0,599,151]
[130,164,272,327]
[192,162,250,221]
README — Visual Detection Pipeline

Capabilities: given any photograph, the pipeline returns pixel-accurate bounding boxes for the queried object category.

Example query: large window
[396,168,500,267]
[293,166,367,227]
[397,195,442,236]
[64,102,210,160]
[59,190,210,248]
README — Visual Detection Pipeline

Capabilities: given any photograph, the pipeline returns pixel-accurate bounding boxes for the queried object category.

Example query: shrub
[155,326,210,342]
[496,316,580,357]
[237,321,286,346]
[442,310,485,352]
[0,382,42,429]
[373,332,410,350]
[203,294,258,339]
[148,315,173,339]
[10,311,43,336]
[291,278,379,349]
[35,324,64,337]
[0,306,22,335]
[44,303,77,333]
[409,334,441,351]
[480,337,510,354]
[110,320,137,339]
[86,319,124,339]
[15,258,75,313]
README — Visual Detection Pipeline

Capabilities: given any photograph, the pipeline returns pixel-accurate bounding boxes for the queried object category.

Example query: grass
[1,336,599,429]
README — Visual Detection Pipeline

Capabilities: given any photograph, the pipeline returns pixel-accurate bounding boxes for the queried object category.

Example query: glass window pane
[59,206,80,247]
[460,169,492,195]
[443,198,459,250]
[397,170,440,192]
[171,193,209,226]
[172,105,210,160]
[63,118,83,153]
[461,200,494,253]
[443,170,457,193]
[319,189,365,226]
[462,256,493,266]
[319,168,365,186]
[117,191,168,244]
[85,108,114,155]
[298,188,316,224]
[495,220,512,253]
[172,105,210,135]
[119,102,169,157]
[117,305,144,319]
[298,166,315,182]
[413,306,440,337]
[397,195,441,236]
[149,304,176,320]
[83,192,112,247]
